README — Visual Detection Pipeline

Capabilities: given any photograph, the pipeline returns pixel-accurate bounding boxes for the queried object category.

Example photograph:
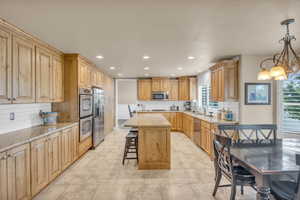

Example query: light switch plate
[9,112,15,120]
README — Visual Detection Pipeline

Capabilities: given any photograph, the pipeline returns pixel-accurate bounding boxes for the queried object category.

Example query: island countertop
[123,114,171,128]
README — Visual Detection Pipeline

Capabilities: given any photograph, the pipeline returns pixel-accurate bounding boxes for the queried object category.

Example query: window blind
[280,74,300,133]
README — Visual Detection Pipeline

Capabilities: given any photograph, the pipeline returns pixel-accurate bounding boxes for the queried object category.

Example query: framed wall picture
[245,83,271,105]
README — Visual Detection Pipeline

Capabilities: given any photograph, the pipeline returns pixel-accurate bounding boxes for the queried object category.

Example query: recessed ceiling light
[188,56,195,60]
[143,55,150,60]
[117,73,123,77]
[96,55,104,59]
[177,67,183,70]
[144,73,149,76]
[109,66,116,70]
[144,67,150,70]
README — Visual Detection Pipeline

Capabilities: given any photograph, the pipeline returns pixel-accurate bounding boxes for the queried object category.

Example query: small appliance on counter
[170,104,179,111]
[184,101,191,111]
[39,111,58,125]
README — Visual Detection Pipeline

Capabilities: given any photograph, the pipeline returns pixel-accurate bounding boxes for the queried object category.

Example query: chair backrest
[128,105,133,118]
[218,124,277,145]
[213,135,233,181]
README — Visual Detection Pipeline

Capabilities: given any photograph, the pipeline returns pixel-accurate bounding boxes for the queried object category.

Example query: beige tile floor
[34,129,256,200]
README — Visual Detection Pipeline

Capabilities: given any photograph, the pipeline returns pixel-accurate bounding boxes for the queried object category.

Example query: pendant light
[258,19,300,80]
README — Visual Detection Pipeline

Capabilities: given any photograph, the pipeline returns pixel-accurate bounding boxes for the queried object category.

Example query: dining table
[230,138,300,200]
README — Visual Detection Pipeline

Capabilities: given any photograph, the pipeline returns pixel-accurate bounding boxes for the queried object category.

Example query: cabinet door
[169,113,177,131]
[0,152,7,200]
[12,35,35,103]
[61,128,72,170]
[70,125,79,162]
[189,77,197,101]
[161,78,170,92]
[179,77,189,100]
[86,66,91,88]
[138,79,152,100]
[211,70,218,102]
[7,144,31,200]
[48,131,61,182]
[97,71,103,88]
[78,60,87,87]
[30,137,49,196]
[151,78,161,91]
[169,79,178,100]
[218,68,224,101]
[176,112,182,131]
[0,28,12,104]
[226,62,239,100]
[91,69,97,87]
[52,56,64,102]
[36,47,52,102]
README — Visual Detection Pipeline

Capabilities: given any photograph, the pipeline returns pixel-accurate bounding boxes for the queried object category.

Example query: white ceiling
[1,0,300,78]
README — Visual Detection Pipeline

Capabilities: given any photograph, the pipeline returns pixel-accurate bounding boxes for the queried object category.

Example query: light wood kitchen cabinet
[36,46,52,102]
[169,113,177,131]
[210,60,239,102]
[138,79,152,101]
[151,78,170,92]
[12,34,36,103]
[70,125,79,162]
[0,27,12,104]
[78,58,91,88]
[169,79,178,100]
[0,152,8,200]
[182,113,194,138]
[48,131,62,182]
[96,71,103,88]
[176,112,182,131]
[179,77,197,101]
[7,143,31,200]
[30,136,49,196]
[52,55,64,102]
[61,128,72,171]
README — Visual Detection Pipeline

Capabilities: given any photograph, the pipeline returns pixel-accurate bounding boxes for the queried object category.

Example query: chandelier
[257,19,300,81]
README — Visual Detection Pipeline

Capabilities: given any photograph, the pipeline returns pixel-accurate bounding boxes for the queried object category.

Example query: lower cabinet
[30,125,78,198]
[182,114,194,138]
[7,144,31,200]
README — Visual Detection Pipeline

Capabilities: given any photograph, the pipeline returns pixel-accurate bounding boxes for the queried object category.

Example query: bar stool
[122,130,138,165]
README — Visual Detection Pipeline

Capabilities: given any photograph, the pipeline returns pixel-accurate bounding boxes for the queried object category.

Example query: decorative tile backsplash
[0,103,51,134]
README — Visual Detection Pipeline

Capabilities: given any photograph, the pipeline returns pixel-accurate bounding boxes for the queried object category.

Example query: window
[199,85,218,108]
[279,74,300,133]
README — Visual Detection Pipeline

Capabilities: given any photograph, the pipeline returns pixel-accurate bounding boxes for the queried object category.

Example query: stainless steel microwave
[152,92,169,100]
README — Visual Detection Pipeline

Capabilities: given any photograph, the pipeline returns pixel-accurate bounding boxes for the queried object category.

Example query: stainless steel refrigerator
[92,87,105,148]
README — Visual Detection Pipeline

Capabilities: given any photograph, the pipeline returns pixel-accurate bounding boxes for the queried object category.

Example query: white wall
[0,103,51,134]
[239,55,276,124]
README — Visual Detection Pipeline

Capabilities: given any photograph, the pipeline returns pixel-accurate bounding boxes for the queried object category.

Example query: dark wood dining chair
[218,124,277,145]
[212,134,256,200]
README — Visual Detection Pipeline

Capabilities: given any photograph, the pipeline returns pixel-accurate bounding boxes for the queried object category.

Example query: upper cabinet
[0,27,12,104]
[151,78,170,92]
[138,79,152,101]
[12,34,36,104]
[169,79,179,100]
[36,46,52,102]
[0,21,64,104]
[210,60,239,102]
[178,77,197,101]
[52,55,64,102]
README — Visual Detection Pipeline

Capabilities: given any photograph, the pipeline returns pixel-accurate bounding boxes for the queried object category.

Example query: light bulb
[270,65,286,77]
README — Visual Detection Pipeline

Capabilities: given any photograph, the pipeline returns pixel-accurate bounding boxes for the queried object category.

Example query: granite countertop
[136,110,239,125]
[124,114,171,128]
[0,122,78,152]
[183,111,239,125]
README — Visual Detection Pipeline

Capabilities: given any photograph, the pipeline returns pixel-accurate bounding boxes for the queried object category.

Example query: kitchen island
[124,114,171,170]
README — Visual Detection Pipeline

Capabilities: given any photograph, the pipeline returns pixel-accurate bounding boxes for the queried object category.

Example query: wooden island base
[124,114,171,170]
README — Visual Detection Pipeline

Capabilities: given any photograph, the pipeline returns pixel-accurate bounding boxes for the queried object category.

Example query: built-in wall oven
[79,88,93,141]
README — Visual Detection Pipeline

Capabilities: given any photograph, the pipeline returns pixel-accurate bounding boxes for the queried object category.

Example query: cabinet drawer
[78,136,92,157]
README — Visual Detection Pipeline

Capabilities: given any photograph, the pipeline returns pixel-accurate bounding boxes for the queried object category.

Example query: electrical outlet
[9,112,15,120]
